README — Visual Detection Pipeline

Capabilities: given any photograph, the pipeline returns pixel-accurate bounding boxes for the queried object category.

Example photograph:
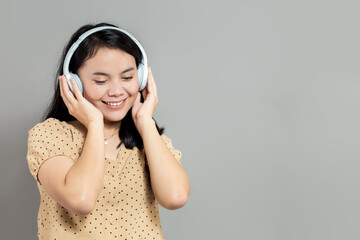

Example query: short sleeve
[161,134,182,164]
[26,119,73,184]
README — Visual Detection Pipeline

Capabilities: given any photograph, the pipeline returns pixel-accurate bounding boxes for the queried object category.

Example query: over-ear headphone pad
[67,73,84,94]
[137,63,147,91]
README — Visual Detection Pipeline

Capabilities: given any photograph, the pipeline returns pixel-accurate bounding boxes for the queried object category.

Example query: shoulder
[30,118,67,132]
[27,118,81,182]
[160,134,171,142]
[28,118,79,142]
[160,134,178,146]
[160,134,182,162]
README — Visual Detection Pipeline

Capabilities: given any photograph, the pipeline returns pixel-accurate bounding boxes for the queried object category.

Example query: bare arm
[139,119,190,210]
[132,68,191,210]
[38,76,105,215]
[38,122,104,215]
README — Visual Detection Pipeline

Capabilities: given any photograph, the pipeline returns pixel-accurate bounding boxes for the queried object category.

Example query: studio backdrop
[1,0,360,239]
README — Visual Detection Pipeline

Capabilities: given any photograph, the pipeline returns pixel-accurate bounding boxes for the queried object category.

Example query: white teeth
[106,100,124,106]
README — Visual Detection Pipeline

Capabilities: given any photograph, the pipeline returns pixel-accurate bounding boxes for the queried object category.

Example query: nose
[107,80,123,97]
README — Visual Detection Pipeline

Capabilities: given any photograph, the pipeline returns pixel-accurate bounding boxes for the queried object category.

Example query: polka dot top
[26,118,182,240]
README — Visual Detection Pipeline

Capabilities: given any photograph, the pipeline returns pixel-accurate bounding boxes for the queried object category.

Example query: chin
[103,111,130,123]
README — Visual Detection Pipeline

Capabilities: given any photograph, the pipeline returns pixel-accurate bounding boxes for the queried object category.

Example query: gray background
[1,0,360,239]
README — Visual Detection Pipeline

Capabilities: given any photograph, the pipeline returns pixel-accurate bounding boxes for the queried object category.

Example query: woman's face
[77,47,139,123]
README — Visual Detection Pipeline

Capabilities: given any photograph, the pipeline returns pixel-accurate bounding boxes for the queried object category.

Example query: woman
[27,22,190,239]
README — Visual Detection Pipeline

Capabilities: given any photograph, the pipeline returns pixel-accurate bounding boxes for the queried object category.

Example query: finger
[148,67,158,99]
[131,92,142,118]
[70,77,83,100]
[59,76,67,103]
[135,91,141,104]
[59,76,72,102]
[59,76,76,110]
[61,76,78,104]
[146,67,152,94]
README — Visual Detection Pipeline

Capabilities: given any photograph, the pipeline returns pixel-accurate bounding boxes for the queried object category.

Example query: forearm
[139,119,190,209]
[64,122,105,205]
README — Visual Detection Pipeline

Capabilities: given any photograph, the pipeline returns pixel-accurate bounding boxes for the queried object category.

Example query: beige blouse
[27,118,182,240]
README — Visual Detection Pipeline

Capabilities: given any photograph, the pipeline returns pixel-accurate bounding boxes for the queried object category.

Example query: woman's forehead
[81,47,136,72]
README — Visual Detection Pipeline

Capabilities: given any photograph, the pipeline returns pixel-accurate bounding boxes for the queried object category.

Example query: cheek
[126,82,140,105]
[130,85,139,95]
[126,79,140,96]
[83,86,105,102]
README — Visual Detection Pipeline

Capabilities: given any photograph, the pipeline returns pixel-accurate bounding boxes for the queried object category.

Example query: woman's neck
[69,119,121,139]
[103,120,121,138]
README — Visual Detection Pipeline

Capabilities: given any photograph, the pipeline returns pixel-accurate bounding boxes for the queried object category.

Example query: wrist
[87,120,104,131]
[136,118,156,136]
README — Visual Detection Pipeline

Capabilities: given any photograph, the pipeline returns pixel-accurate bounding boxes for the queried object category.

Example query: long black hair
[43,22,164,150]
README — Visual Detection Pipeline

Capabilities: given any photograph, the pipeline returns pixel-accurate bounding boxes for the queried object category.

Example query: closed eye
[123,76,134,81]
[94,80,106,84]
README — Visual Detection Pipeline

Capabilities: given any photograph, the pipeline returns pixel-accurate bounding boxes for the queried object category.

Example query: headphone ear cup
[68,73,84,94]
[137,63,147,91]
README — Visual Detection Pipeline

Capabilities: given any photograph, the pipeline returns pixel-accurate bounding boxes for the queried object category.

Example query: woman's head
[47,22,143,122]
[78,47,139,123]
[65,23,142,79]
[45,22,164,150]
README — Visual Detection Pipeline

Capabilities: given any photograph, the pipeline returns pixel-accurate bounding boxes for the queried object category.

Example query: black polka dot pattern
[26,118,182,239]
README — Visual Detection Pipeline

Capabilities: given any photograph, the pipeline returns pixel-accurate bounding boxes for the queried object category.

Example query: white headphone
[63,26,148,94]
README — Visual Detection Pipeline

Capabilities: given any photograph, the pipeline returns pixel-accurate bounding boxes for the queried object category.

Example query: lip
[102,98,127,109]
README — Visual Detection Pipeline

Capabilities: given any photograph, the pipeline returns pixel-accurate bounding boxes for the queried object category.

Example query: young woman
[27,22,190,239]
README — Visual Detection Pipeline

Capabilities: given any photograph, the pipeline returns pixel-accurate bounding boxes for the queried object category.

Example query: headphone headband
[63,26,148,92]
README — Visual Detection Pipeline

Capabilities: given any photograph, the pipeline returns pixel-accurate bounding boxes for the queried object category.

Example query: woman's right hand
[59,75,103,129]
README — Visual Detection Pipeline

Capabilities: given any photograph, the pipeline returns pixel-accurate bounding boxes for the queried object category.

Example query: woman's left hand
[132,67,158,134]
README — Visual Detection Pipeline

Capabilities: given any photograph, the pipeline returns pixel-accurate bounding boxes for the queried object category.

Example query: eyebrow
[92,67,135,76]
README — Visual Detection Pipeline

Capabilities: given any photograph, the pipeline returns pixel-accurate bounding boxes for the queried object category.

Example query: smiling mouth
[103,99,125,106]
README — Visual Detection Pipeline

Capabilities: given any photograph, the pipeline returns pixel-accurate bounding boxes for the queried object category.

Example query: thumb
[135,92,141,105]
[132,92,142,115]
